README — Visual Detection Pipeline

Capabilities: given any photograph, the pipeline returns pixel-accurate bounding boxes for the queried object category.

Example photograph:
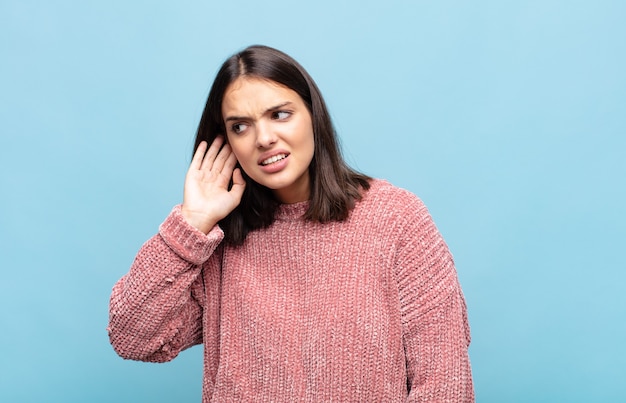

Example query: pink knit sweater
[108,179,473,402]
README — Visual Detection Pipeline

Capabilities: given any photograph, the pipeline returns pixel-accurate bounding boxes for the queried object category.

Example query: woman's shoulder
[351,178,431,227]
[354,179,445,247]
[363,178,426,210]
[348,179,435,241]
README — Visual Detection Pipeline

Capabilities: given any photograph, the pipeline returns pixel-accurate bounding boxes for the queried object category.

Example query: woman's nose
[255,122,277,148]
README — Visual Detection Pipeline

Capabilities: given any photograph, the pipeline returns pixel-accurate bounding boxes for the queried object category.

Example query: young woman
[108,45,474,402]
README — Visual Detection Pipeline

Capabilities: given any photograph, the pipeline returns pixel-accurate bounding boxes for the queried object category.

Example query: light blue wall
[1,1,624,401]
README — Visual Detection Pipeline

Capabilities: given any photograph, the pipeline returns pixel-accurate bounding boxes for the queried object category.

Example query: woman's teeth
[261,154,287,165]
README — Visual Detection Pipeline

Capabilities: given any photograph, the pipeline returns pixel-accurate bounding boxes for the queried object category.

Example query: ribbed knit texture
[108,179,474,402]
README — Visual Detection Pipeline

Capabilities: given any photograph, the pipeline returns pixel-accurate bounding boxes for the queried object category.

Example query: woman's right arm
[108,206,223,362]
[108,137,245,362]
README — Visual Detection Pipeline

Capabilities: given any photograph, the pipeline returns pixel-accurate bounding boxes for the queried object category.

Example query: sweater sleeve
[108,205,224,363]
[394,196,474,402]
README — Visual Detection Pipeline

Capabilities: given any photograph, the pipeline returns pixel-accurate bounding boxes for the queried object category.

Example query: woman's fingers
[222,149,239,175]
[211,143,236,174]
[189,137,241,191]
[200,136,225,171]
[190,141,208,170]
[230,168,246,199]
[182,137,244,232]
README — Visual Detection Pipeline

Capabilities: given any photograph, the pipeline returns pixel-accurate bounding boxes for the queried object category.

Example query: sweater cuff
[158,205,224,265]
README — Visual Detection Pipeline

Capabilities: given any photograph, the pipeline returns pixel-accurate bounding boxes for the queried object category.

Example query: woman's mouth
[260,153,288,166]
[258,152,290,174]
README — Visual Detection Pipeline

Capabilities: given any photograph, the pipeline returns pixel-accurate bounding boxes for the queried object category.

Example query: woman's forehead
[222,77,301,116]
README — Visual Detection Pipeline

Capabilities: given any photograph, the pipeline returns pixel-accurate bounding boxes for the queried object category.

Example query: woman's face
[222,77,315,204]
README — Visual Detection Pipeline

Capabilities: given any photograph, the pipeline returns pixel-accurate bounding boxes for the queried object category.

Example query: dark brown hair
[194,45,370,245]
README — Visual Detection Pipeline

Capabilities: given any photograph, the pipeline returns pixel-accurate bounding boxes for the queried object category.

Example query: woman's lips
[260,153,288,166]
[258,153,289,173]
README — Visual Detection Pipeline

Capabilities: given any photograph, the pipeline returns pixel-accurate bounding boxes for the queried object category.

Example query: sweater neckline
[272,179,385,222]
[275,200,309,221]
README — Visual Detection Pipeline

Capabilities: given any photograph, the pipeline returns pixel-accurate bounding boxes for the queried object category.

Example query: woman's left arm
[394,197,474,402]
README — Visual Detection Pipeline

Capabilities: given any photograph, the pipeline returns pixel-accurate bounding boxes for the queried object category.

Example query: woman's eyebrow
[224,102,293,122]
[266,101,292,112]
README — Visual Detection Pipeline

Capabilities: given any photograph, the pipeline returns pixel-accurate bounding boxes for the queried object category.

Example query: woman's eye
[231,123,248,134]
[272,111,291,120]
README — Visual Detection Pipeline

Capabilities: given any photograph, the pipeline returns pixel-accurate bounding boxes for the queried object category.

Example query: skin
[181,136,246,234]
[181,77,315,234]
[222,77,315,203]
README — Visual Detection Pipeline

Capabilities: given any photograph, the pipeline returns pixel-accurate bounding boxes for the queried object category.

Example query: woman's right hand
[181,137,246,234]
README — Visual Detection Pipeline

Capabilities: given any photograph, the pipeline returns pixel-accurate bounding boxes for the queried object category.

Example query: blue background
[1,1,624,401]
